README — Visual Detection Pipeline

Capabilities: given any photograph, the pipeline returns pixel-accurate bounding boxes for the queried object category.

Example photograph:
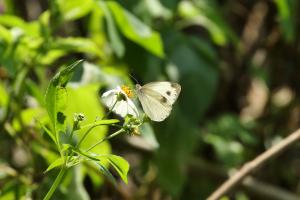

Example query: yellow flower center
[121,85,134,98]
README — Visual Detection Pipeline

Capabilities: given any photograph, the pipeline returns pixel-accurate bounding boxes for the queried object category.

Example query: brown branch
[125,136,300,199]
[207,128,300,200]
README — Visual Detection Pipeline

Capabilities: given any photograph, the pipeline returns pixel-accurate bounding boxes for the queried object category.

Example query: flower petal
[101,87,139,118]
[102,89,118,108]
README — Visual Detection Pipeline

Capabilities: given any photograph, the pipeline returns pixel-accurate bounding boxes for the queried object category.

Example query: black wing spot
[166,91,171,96]
[160,96,167,103]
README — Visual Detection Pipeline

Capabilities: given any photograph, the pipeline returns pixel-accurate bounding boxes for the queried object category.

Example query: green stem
[76,125,96,148]
[43,167,66,200]
[102,99,118,120]
[86,129,124,152]
[76,99,118,148]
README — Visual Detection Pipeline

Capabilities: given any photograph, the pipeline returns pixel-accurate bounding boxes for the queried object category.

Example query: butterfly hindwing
[137,88,172,121]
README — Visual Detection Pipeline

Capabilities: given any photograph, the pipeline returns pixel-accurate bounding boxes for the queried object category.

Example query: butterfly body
[136,82,181,122]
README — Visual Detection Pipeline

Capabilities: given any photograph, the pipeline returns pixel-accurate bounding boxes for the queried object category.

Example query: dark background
[1,0,300,199]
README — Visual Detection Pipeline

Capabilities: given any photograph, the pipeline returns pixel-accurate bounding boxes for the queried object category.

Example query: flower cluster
[101,85,139,118]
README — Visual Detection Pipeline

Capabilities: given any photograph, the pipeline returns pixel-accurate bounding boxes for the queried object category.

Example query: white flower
[101,86,139,118]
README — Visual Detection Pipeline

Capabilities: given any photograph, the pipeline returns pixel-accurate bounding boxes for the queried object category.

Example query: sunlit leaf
[97,154,129,184]
[45,157,64,172]
[39,49,67,66]
[0,25,11,44]
[65,84,110,153]
[275,0,296,43]
[178,1,237,46]
[12,108,47,131]
[97,163,117,186]
[45,60,83,135]
[57,0,94,21]
[88,7,107,58]
[0,15,26,28]
[51,37,103,58]
[72,148,100,162]
[65,83,112,185]
[58,167,90,200]
[98,1,125,57]
[106,1,164,58]
[26,79,46,106]
[0,83,8,107]
[144,0,172,19]
[40,122,56,144]
[0,15,39,36]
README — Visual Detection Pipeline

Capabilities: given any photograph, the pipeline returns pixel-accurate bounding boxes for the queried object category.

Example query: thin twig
[207,128,300,200]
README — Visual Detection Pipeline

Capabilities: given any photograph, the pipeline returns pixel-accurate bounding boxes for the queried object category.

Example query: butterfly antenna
[129,73,139,84]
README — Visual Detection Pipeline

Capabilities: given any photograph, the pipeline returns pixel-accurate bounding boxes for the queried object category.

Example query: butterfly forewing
[142,82,181,104]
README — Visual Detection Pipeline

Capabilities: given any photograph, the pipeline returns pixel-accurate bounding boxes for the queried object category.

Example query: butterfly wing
[141,82,181,104]
[137,87,172,122]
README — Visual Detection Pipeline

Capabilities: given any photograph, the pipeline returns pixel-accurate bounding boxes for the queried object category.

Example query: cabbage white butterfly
[136,82,181,122]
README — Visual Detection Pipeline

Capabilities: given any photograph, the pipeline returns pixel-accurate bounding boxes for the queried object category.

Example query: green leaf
[106,1,164,58]
[76,152,129,184]
[12,107,47,131]
[57,167,90,200]
[178,1,237,46]
[88,6,108,61]
[65,84,111,155]
[0,15,39,36]
[98,1,124,57]
[0,15,26,28]
[39,49,67,65]
[57,0,94,21]
[45,158,64,172]
[97,163,117,186]
[275,0,296,43]
[97,154,129,184]
[0,25,12,44]
[51,37,103,58]
[39,118,57,144]
[0,82,8,107]
[71,148,100,162]
[44,60,83,136]
[25,79,45,106]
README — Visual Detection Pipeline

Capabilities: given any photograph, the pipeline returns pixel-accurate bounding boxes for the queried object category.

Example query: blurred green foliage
[1,0,300,199]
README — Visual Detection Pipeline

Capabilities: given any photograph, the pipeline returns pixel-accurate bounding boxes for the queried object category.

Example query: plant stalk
[86,129,124,152]
[43,167,66,200]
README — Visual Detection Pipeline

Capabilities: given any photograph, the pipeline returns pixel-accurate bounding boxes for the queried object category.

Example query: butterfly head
[135,84,142,90]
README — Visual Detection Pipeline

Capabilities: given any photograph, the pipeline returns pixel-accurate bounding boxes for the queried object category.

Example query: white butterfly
[136,82,181,122]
